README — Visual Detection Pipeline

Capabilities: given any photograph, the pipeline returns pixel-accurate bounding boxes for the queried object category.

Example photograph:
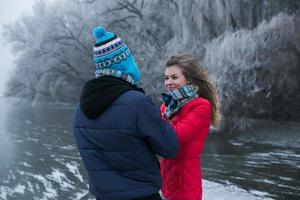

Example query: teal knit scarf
[162,84,199,120]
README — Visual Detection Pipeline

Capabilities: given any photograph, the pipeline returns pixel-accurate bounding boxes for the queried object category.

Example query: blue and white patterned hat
[93,26,141,82]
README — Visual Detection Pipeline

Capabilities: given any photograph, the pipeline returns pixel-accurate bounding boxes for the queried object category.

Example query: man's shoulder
[116,89,150,105]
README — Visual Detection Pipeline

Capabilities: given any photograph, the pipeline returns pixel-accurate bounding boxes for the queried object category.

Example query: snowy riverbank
[203,180,272,200]
[0,179,271,200]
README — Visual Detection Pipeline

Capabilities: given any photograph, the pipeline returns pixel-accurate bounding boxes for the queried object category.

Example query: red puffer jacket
[160,97,211,200]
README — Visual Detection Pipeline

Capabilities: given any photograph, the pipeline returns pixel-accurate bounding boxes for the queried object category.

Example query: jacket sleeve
[171,99,211,143]
[137,96,179,158]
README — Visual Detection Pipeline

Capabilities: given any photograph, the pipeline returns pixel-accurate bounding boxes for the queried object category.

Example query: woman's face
[164,65,188,91]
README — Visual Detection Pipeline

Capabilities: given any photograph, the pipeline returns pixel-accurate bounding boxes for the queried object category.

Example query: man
[73,26,178,200]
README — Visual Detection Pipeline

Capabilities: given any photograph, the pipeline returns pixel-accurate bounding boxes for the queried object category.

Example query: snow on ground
[203,180,273,200]
[0,179,270,200]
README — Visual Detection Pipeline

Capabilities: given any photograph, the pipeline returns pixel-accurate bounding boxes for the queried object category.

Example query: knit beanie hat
[93,26,141,82]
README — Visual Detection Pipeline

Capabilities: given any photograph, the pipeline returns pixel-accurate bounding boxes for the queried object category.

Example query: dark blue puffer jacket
[73,77,178,200]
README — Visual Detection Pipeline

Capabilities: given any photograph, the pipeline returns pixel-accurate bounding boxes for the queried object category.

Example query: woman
[160,54,221,200]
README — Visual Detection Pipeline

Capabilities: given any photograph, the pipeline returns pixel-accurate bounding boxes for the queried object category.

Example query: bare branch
[55,17,92,57]
[42,63,86,83]
[140,0,144,10]
[107,16,136,29]
[119,0,143,19]
[83,0,97,3]
[38,46,82,78]
[107,0,144,20]
[166,0,179,10]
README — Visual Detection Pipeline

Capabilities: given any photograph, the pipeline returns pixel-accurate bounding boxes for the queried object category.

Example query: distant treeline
[3,0,300,130]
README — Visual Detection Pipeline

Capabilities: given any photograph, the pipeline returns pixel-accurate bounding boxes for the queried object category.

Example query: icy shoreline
[203,180,273,200]
[0,179,273,200]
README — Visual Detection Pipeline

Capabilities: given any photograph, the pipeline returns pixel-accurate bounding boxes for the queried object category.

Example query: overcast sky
[0,0,35,96]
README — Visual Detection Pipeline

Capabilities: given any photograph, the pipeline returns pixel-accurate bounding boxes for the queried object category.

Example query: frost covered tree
[3,0,300,129]
[204,13,300,129]
[4,0,95,103]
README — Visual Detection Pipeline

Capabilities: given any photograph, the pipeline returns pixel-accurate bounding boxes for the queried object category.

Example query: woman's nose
[165,79,172,85]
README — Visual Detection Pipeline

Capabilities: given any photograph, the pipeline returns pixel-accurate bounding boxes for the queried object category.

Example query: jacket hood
[79,76,144,119]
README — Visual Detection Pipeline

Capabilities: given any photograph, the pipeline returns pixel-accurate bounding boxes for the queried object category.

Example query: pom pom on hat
[93,26,106,40]
[93,26,115,45]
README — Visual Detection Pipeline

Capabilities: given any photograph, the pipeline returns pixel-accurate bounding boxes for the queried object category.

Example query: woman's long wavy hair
[166,54,221,128]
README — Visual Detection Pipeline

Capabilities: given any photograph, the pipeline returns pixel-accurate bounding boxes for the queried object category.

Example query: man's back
[73,87,178,200]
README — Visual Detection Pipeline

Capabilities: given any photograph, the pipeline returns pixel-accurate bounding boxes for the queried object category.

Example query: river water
[0,98,299,200]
